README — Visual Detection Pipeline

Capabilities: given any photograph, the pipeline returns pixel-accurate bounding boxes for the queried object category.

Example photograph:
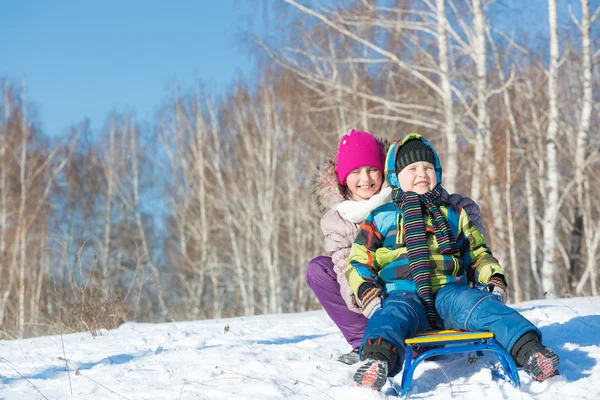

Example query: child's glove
[358,284,383,319]
[487,274,508,304]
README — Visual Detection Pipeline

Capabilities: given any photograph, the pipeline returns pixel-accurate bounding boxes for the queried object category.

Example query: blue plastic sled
[397,330,520,397]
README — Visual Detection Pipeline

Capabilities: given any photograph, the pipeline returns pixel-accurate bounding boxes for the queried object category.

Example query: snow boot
[337,348,360,365]
[513,332,560,382]
[521,343,560,382]
[354,337,400,391]
[353,358,388,391]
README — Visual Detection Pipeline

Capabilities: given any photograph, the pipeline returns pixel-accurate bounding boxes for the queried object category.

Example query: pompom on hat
[335,129,385,185]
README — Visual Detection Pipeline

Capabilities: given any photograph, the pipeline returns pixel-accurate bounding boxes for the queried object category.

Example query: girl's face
[397,161,437,194]
[346,166,384,201]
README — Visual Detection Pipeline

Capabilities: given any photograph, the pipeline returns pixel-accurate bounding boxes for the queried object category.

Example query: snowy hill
[1,297,599,400]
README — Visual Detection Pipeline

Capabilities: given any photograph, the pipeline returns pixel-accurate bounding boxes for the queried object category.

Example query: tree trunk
[542,0,560,296]
[470,0,487,204]
[129,119,170,320]
[504,128,521,302]
[207,99,252,316]
[0,89,10,323]
[436,0,457,192]
[17,107,28,339]
[569,0,592,291]
[101,119,116,297]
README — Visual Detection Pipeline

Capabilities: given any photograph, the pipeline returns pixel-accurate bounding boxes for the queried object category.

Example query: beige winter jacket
[314,159,392,314]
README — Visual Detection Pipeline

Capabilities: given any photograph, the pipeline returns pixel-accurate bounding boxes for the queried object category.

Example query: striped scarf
[393,185,458,329]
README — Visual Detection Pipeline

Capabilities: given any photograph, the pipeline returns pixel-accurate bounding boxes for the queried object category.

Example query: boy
[345,134,560,391]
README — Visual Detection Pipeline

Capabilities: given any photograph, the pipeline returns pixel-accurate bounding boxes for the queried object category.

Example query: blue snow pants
[361,284,541,377]
[360,290,429,376]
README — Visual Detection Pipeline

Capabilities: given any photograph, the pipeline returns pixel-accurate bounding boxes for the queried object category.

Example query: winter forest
[0,0,599,340]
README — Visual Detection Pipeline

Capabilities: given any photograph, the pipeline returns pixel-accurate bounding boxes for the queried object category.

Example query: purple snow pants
[305,256,368,349]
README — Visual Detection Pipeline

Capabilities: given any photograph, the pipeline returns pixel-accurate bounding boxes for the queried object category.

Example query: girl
[306,129,487,365]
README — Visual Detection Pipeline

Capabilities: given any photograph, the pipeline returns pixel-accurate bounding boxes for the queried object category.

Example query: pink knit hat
[335,129,385,185]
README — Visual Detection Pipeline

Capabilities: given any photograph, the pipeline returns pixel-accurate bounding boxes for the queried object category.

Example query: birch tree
[16,90,29,338]
[160,93,224,319]
[573,1,600,295]
[432,0,457,192]
[0,82,73,338]
[542,0,560,296]
[569,0,594,290]
[452,0,507,267]
[0,85,16,327]
[101,118,116,297]
[270,0,451,139]
[227,83,284,314]
[127,119,170,320]
[470,0,488,204]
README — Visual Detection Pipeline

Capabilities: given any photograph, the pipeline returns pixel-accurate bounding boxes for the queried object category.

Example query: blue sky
[1,0,263,137]
[1,1,596,138]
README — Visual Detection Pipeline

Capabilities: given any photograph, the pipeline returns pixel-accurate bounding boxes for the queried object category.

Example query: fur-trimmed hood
[314,158,346,210]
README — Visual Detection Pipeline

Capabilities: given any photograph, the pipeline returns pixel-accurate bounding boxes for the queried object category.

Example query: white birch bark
[162,103,206,318]
[101,119,116,297]
[570,0,593,288]
[470,0,487,204]
[521,80,543,294]
[576,0,592,204]
[576,179,600,296]
[435,0,457,192]
[489,32,530,297]
[202,107,221,318]
[18,212,26,338]
[502,81,539,297]
[191,104,211,318]
[0,89,11,323]
[277,0,448,132]
[248,87,282,314]
[504,128,521,302]
[128,118,170,320]
[178,100,211,318]
[17,92,28,338]
[161,124,191,315]
[542,0,560,296]
[0,89,7,260]
[469,0,506,268]
[32,231,46,327]
[206,97,252,316]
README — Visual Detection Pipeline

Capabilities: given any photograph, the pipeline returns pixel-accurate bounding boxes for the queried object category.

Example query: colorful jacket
[344,134,505,298]
[314,141,489,313]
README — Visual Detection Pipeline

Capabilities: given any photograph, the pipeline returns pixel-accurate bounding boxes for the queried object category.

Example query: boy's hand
[487,274,508,304]
[358,285,382,319]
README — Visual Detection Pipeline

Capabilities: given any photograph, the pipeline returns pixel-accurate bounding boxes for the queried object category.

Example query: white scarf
[331,186,392,223]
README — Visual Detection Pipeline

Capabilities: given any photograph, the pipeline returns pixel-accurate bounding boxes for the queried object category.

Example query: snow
[1,297,599,399]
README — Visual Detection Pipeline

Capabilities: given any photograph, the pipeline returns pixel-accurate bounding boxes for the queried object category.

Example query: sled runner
[397,329,520,397]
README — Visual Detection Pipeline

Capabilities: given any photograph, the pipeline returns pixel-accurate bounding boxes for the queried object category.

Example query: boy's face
[397,161,437,194]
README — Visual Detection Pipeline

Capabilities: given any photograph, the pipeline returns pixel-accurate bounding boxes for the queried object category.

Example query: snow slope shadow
[252,333,331,345]
[1,350,153,385]
[393,354,497,397]
[75,352,144,371]
[385,314,600,396]
[536,314,600,381]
